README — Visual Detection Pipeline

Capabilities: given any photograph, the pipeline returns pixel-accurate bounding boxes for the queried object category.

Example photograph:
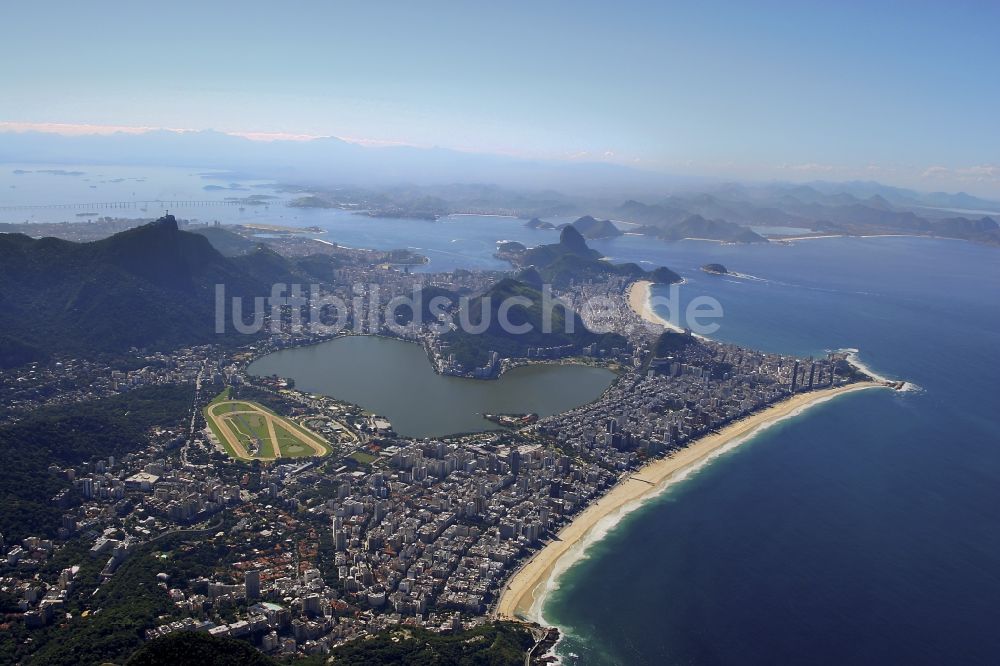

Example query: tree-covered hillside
[327,622,534,665]
[0,216,342,368]
[0,384,193,541]
[440,277,626,368]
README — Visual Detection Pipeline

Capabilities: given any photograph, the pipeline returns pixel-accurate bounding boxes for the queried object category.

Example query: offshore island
[0,216,904,664]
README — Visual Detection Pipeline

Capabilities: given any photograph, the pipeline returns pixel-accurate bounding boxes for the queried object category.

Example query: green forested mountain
[0,384,193,541]
[440,277,627,368]
[0,216,337,367]
[326,622,534,665]
[126,632,276,666]
[392,284,461,325]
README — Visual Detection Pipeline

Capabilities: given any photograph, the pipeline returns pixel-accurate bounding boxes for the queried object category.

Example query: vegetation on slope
[440,277,626,368]
[127,632,276,666]
[0,384,193,541]
[327,622,534,665]
[0,216,342,368]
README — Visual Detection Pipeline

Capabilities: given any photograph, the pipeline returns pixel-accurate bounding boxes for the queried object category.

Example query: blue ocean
[271,207,1000,664]
[7,172,999,664]
[291,213,1000,665]
[541,235,1000,665]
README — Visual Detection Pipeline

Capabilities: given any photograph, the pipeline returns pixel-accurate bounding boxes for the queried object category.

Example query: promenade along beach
[496,280,888,622]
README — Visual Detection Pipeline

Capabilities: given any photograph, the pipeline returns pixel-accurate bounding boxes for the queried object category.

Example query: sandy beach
[494,380,884,622]
[628,280,685,333]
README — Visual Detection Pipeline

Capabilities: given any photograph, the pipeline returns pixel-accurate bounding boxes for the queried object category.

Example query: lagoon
[247,335,616,438]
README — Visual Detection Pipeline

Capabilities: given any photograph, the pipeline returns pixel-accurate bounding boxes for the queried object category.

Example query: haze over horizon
[1,0,998,196]
[4,4,1000,665]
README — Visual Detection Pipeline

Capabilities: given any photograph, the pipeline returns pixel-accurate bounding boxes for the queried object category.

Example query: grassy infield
[205,388,330,462]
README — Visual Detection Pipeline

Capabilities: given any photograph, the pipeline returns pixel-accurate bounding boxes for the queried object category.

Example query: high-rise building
[509,449,521,476]
[245,570,260,600]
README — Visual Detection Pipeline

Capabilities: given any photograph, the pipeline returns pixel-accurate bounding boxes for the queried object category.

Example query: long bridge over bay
[0,198,272,212]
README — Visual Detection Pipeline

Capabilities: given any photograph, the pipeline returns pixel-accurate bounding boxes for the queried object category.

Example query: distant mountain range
[4,129,999,246]
[571,215,623,239]
[621,205,767,243]
[0,129,669,192]
[609,187,999,245]
[522,212,766,244]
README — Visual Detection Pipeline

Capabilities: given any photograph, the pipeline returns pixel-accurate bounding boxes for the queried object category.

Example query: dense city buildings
[0,223,882,661]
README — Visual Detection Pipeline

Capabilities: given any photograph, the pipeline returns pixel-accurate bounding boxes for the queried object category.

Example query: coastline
[494,380,885,623]
[772,233,927,242]
[627,279,685,333]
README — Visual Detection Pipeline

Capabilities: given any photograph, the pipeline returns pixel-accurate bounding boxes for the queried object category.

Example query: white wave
[841,349,894,383]
[727,271,768,282]
[527,386,880,629]
[833,349,918,392]
[540,633,566,666]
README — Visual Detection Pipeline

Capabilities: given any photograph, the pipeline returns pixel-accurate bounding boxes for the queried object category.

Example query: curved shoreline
[628,279,685,332]
[494,380,887,622]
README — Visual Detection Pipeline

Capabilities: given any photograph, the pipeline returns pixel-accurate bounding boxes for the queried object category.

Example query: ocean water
[259,202,1000,663]
[6,166,1000,663]
[0,163,283,224]
[238,224,1000,664]
[541,236,1000,665]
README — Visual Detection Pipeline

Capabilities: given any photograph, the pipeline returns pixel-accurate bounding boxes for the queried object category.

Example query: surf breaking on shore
[628,279,686,333]
[493,380,886,627]
[495,280,903,644]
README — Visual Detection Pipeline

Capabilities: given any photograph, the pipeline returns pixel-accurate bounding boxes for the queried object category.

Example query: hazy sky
[1,0,998,194]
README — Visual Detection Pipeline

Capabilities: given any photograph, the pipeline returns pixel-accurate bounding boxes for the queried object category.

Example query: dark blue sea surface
[11,179,997,663]
[290,212,1000,663]
[272,211,1000,663]
[541,236,1000,665]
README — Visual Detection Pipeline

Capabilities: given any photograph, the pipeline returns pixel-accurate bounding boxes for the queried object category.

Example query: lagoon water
[247,335,615,438]
[9,165,1000,664]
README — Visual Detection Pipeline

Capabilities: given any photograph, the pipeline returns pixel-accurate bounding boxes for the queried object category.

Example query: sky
[1,0,998,195]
